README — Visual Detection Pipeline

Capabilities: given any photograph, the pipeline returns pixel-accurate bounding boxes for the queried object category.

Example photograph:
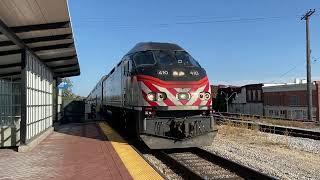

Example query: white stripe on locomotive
[153,84,183,106]
[186,84,207,106]
[140,82,166,106]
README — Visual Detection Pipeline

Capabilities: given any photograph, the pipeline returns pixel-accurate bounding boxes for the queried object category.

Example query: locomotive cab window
[133,51,155,67]
[174,51,201,67]
[154,50,175,66]
[154,50,201,67]
[123,58,132,75]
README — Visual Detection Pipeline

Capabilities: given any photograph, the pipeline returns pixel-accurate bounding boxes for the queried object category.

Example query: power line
[76,11,307,22]
[69,7,320,30]
[312,56,320,62]
[273,65,298,82]
[271,58,319,83]
[73,15,301,30]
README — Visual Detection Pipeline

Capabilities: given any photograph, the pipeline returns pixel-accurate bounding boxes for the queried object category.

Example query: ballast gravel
[170,152,241,179]
[203,125,320,180]
[143,154,183,180]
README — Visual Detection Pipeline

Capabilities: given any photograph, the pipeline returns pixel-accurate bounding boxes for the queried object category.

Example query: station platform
[0,121,162,180]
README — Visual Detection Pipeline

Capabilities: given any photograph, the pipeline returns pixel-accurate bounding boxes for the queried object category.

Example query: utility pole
[301,9,315,121]
[221,91,237,113]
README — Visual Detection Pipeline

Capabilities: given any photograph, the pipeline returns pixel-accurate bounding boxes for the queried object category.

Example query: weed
[218,124,290,148]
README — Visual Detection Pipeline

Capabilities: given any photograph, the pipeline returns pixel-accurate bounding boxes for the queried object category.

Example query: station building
[0,0,80,148]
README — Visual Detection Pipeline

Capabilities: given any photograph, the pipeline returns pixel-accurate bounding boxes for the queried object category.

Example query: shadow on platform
[55,100,127,143]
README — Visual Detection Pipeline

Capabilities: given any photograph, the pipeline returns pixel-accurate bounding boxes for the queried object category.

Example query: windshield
[153,50,201,67]
[133,50,201,68]
[153,50,176,66]
[174,51,201,67]
[133,51,156,67]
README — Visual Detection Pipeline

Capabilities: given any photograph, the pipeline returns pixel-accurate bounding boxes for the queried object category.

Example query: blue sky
[68,0,320,96]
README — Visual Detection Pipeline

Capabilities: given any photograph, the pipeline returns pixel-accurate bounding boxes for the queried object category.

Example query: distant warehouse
[215,79,320,121]
[228,84,263,116]
[263,80,320,121]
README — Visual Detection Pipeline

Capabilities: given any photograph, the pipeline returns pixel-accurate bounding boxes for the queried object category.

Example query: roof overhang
[0,0,80,79]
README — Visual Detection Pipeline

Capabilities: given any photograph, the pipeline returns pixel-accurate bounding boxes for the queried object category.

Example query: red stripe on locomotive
[142,81,176,106]
[141,91,158,106]
[137,75,209,88]
[138,75,211,107]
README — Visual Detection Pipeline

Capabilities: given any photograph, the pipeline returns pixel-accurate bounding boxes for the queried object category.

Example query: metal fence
[0,79,21,127]
[0,78,21,147]
[25,51,53,142]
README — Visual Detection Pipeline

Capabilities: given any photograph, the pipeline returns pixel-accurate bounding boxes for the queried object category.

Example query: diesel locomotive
[87,42,217,149]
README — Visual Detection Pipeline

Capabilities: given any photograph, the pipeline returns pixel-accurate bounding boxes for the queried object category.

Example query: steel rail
[191,148,277,180]
[218,112,315,122]
[155,147,278,180]
[155,150,203,180]
[214,114,320,140]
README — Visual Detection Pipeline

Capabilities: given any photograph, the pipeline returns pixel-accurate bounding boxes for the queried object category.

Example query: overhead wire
[268,10,320,83]
[271,65,299,83]
[74,9,320,84]
[271,57,319,83]
[73,14,303,30]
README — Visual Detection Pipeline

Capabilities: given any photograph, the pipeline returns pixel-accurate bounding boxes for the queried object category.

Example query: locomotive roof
[127,42,185,55]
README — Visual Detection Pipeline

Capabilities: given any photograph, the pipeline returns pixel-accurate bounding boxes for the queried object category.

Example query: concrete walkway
[0,122,132,180]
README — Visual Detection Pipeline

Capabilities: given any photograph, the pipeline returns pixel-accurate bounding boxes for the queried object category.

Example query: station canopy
[0,0,80,79]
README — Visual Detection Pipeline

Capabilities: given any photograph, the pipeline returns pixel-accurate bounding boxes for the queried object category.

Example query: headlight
[147,92,156,101]
[178,71,185,76]
[199,92,205,100]
[199,92,211,101]
[157,92,167,101]
[178,92,190,100]
[204,92,211,100]
[173,71,185,76]
[147,92,167,101]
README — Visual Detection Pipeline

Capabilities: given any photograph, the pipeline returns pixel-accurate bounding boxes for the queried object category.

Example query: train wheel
[111,109,127,130]
[125,110,137,137]
[119,110,126,130]
[111,110,120,128]
[133,110,144,137]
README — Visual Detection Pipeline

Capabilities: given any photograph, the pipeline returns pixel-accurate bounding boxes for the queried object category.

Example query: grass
[217,124,290,148]
[237,115,317,129]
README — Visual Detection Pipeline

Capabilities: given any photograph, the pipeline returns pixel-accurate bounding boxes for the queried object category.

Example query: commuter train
[87,42,217,149]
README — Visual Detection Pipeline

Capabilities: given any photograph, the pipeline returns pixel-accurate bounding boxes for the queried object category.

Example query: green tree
[61,78,75,98]
[60,78,85,101]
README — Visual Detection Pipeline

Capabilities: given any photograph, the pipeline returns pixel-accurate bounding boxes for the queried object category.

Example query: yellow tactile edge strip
[98,122,163,180]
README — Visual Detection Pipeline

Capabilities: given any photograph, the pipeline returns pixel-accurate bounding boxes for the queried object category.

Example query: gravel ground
[203,125,320,180]
[170,152,241,179]
[311,126,320,132]
[144,154,183,180]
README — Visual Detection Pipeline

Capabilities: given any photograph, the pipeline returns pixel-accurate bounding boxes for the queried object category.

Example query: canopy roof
[0,0,80,79]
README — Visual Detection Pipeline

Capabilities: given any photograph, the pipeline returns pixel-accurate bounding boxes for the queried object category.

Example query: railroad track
[218,112,315,122]
[214,114,320,140]
[154,147,277,180]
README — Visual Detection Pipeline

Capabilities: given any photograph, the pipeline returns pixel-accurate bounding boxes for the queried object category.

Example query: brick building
[215,80,320,121]
[263,81,320,121]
